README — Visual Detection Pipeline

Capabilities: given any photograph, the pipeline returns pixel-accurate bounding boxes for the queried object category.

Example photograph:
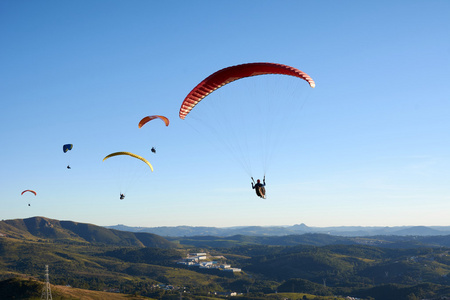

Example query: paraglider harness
[120,194,125,200]
[251,176,266,199]
[151,147,156,153]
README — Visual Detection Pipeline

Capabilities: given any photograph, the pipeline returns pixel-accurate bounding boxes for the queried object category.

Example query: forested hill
[0,216,176,248]
[166,233,450,249]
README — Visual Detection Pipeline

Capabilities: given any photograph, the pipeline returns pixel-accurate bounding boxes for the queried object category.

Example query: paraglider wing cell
[103,152,154,172]
[138,115,170,128]
[179,62,315,119]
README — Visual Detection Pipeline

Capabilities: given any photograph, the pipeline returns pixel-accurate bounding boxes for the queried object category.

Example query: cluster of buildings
[152,284,183,291]
[177,252,242,273]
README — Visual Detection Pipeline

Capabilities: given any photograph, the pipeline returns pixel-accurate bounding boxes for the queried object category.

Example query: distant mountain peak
[292,223,310,230]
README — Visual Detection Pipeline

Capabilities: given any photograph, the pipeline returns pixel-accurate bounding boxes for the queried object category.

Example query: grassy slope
[52,283,154,300]
[0,277,155,300]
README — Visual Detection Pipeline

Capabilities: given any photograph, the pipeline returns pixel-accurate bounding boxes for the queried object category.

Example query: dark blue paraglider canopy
[63,144,73,153]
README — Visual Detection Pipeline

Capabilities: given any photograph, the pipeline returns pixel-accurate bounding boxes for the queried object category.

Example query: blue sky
[1,1,449,228]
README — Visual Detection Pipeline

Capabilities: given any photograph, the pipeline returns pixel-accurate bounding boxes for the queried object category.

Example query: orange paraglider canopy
[179,62,315,119]
[138,115,169,128]
[21,190,36,196]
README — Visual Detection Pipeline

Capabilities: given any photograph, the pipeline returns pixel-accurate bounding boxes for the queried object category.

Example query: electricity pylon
[40,265,53,300]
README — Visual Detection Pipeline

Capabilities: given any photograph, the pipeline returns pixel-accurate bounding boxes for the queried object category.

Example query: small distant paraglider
[103,151,154,200]
[63,144,73,169]
[21,189,36,206]
[138,115,169,155]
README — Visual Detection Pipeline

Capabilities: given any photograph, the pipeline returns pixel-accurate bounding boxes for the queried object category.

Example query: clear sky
[1,0,449,228]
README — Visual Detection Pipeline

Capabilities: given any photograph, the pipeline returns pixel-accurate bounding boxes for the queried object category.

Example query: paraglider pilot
[151,147,156,153]
[252,176,266,199]
[120,194,125,200]
[67,165,71,169]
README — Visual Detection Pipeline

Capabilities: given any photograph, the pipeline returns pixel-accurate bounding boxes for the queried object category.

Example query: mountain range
[2,217,450,249]
[106,223,450,237]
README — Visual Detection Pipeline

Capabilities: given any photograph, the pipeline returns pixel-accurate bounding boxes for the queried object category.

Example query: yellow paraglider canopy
[103,152,153,172]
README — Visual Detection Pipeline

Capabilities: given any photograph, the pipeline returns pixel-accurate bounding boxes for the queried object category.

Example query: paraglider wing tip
[310,82,316,88]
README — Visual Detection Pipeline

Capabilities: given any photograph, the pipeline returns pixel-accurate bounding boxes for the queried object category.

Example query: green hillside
[1,217,176,248]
